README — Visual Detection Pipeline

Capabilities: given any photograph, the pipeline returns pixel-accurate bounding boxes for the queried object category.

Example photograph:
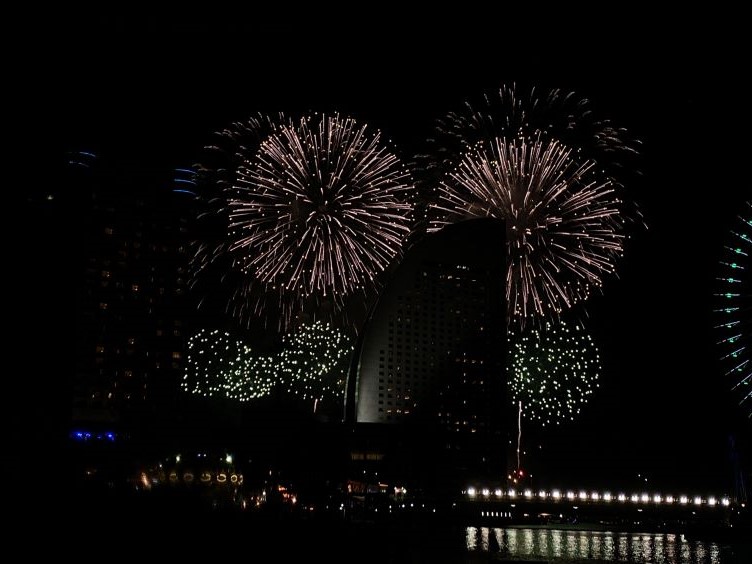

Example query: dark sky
[43,17,749,490]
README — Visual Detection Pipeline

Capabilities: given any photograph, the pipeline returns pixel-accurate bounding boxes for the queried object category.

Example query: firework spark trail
[227,113,413,325]
[508,320,600,426]
[517,400,522,471]
[432,135,624,326]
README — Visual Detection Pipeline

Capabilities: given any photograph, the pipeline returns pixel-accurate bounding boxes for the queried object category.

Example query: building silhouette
[72,154,193,428]
[347,218,507,490]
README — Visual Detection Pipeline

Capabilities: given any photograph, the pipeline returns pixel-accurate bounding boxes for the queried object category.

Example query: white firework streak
[229,113,413,302]
[431,135,624,327]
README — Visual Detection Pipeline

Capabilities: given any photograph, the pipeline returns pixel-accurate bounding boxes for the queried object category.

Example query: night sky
[39,17,749,492]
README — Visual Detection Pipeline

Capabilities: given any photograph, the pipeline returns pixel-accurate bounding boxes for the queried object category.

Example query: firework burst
[431,134,624,326]
[423,84,639,182]
[228,113,413,311]
[182,322,353,407]
[508,320,600,426]
[421,85,639,326]
[278,321,353,404]
[190,113,291,328]
[182,329,275,401]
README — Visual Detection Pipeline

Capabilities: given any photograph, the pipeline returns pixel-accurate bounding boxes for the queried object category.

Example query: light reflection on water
[465,527,722,563]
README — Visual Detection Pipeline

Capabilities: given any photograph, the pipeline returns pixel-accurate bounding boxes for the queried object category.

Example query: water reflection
[464,526,477,551]
[479,526,489,551]
[464,527,722,563]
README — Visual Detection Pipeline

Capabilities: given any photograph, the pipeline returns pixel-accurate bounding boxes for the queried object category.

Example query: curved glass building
[347,218,507,486]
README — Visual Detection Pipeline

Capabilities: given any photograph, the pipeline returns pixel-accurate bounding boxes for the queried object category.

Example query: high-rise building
[347,218,507,486]
[72,154,193,427]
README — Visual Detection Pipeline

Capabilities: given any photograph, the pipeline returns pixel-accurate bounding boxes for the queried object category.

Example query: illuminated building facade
[348,218,507,484]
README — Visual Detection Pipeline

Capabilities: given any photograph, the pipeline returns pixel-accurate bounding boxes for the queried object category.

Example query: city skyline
[34,20,749,493]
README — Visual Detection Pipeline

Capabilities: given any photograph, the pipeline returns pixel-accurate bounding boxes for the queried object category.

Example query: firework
[182,329,274,401]
[508,320,600,426]
[432,134,624,326]
[190,113,291,328]
[422,84,639,327]
[423,84,639,182]
[182,322,353,407]
[278,321,353,404]
[715,200,751,417]
[228,113,413,315]
[202,113,290,184]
